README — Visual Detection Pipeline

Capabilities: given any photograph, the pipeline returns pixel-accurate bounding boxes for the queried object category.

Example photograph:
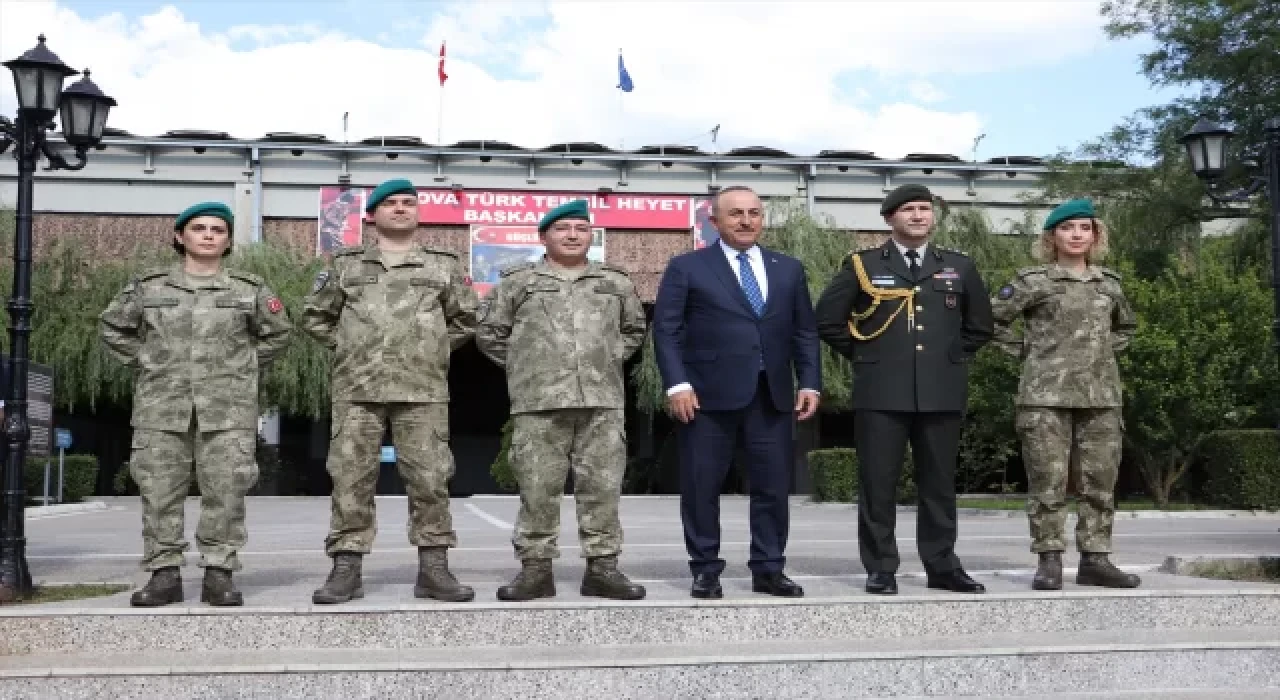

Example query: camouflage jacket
[98,264,294,431]
[301,244,478,403]
[991,264,1136,408]
[476,260,648,413]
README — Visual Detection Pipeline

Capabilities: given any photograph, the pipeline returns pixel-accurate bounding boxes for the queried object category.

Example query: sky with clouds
[0,0,1186,160]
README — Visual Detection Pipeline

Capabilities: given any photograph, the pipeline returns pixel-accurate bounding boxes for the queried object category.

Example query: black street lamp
[0,35,115,602]
[1179,117,1280,387]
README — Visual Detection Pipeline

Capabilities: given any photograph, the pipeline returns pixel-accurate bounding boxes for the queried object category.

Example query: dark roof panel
[450,140,525,151]
[262,132,331,143]
[817,149,881,160]
[904,153,963,163]
[359,136,426,147]
[985,155,1044,166]
[726,146,793,158]
[632,144,705,156]
[539,142,616,154]
[161,129,231,140]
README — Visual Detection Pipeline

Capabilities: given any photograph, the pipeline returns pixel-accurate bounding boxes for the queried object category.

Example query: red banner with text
[317,187,692,254]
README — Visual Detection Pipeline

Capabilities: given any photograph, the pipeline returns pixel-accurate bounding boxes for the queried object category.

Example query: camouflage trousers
[130,416,258,572]
[509,408,626,560]
[324,401,458,555]
[1016,407,1122,553]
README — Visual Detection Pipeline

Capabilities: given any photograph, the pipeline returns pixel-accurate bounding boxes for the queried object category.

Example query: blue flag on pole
[617,52,634,92]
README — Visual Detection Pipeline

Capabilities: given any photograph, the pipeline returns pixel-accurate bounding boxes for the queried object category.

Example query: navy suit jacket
[653,244,822,413]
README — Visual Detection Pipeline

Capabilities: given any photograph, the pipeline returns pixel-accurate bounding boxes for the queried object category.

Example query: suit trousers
[855,409,963,575]
[678,374,792,577]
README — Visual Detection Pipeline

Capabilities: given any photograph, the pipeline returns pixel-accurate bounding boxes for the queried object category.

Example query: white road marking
[465,502,513,530]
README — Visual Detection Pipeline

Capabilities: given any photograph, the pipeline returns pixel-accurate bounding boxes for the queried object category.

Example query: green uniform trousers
[324,401,458,555]
[509,408,626,560]
[130,415,258,571]
[1016,406,1122,553]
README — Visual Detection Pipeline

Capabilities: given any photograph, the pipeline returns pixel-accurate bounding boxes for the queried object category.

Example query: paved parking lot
[21,496,1280,605]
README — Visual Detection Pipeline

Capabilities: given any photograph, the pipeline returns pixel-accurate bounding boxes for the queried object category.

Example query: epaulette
[1016,265,1048,279]
[1100,267,1123,281]
[137,266,169,281]
[600,263,631,276]
[499,261,535,277]
[936,246,969,257]
[332,245,365,258]
[420,246,459,260]
[227,269,264,286]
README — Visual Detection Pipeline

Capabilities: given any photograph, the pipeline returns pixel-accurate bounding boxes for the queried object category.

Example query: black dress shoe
[751,571,804,597]
[691,573,723,599]
[927,568,986,593]
[865,572,898,595]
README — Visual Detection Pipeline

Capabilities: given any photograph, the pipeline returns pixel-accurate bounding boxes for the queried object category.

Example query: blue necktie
[738,251,765,316]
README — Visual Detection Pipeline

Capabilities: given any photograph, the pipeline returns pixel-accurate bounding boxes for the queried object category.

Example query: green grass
[8,583,130,605]
[1183,560,1280,584]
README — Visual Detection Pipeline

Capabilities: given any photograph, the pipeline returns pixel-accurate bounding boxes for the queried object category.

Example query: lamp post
[1179,117,1280,385]
[0,35,115,602]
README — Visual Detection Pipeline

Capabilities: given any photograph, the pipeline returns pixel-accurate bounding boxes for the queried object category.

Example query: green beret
[538,199,591,233]
[174,201,233,232]
[1043,198,1096,230]
[880,184,934,216]
[365,178,418,213]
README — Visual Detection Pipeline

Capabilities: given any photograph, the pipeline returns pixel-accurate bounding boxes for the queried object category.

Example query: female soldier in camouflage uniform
[991,199,1141,591]
[100,202,293,606]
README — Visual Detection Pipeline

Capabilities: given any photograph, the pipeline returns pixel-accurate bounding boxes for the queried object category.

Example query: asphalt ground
[18,496,1279,607]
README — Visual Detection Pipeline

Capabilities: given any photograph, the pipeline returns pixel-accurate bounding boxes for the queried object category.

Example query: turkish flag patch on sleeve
[266,297,284,314]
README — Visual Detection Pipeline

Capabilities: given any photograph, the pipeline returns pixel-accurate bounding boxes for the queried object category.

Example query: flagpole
[438,84,444,146]
[617,48,625,151]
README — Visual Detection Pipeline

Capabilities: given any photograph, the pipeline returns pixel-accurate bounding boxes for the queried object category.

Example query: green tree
[1119,247,1278,505]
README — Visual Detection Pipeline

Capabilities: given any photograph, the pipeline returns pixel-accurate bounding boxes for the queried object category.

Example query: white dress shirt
[665,240,818,397]
[894,239,929,270]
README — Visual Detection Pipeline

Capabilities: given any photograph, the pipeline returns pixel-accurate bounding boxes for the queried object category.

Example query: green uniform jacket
[98,264,294,432]
[476,260,648,414]
[991,264,1136,408]
[301,244,478,403]
[814,240,994,412]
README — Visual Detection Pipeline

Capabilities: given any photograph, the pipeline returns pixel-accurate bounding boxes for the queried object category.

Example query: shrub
[24,454,99,504]
[489,418,517,493]
[1196,430,1280,510]
[807,447,917,504]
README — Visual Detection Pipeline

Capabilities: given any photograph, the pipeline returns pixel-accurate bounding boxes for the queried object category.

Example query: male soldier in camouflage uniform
[992,198,1141,590]
[476,200,648,601]
[303,178,479,604]
[100,201,293,607]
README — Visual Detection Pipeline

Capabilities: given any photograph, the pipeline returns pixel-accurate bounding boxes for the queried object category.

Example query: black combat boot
[581,555,646,600]
[130,566,183,607]
[414,546,475,602]
[1077,552,1141,588]
[312,553,364,604]
[496,559,555,601]
[201,566,244,606]
[1032,551,1063,591]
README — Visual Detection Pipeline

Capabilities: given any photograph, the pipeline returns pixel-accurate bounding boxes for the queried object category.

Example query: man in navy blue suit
[652,185,822,599]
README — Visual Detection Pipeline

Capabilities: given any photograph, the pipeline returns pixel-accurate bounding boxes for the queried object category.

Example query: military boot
[496,559,555,601]
[1077,552,1141,588]
[581,555,646,600]
[201,567,244,607]
[130,566,183,607]
[414,546,475,602]
[1032,551,1063,591]
[312,553,364,604]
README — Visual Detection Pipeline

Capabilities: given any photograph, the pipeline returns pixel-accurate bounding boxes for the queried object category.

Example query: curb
[798,500,1280,519]
[24,501,108,518]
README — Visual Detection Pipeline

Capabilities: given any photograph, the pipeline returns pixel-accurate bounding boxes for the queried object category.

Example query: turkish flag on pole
[438,41,448,86]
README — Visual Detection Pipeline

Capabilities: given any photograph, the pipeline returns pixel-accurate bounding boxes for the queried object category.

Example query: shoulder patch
[601,263,631,276]
[499,261,535,277]
[226,269,264,286]
[997,285,1015,300]
[1016,265,1048,279]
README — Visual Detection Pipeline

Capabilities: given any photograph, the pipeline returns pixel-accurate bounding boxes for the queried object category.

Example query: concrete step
[4,583,1280,655]
[1,626,1277,699]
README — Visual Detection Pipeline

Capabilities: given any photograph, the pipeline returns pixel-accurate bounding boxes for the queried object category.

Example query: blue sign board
[54,428,72,450]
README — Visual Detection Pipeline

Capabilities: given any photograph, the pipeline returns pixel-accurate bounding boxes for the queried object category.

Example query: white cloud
[0,0,1107,158]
